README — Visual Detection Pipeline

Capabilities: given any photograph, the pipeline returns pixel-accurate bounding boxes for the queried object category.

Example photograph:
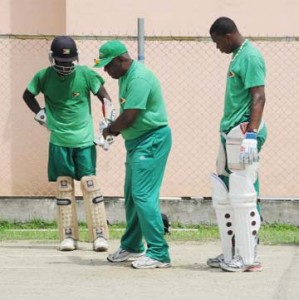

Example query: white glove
[95,98,116,151]
[95,120,114,151]
[240,132,259,165]
[103,98,116,122]
[34,108,47,128]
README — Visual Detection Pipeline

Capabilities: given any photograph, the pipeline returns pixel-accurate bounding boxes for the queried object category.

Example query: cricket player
[94,40,172,269]
[207,17,267,272]
[23,35,114,252]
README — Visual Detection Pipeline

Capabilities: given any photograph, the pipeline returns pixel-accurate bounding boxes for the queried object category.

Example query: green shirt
[27,65,104,147]
[220,40,266,133]
[118,61,168,140]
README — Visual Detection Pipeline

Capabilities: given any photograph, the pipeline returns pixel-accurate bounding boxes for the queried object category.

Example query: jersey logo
[119,97,126,104]
[72,92,80,98]
[228,71,235,77]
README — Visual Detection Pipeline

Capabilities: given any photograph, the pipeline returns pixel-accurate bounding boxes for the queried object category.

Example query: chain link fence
[0,35,298,198]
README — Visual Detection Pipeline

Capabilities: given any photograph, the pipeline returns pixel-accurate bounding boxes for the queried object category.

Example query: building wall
[0,0,298,36]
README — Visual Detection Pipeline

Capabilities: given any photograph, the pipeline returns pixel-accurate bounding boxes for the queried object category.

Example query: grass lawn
[0,220,298,245]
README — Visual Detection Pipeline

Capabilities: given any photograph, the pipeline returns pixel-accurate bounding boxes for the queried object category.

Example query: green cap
[94,40,127,68]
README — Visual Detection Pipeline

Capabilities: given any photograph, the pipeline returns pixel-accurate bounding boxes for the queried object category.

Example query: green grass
[0,220,298,245]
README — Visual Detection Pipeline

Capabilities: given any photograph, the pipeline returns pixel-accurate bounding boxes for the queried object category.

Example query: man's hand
[34,108,47,128]
[240,132,258,164]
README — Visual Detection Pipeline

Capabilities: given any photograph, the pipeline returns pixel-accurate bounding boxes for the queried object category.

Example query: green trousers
[120,126,172,263]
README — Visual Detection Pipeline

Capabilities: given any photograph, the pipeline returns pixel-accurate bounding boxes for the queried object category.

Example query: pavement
[0,240,298,300]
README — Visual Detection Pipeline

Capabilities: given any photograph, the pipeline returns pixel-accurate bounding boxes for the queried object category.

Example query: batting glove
[95,120,114,151]
[34,108,47,128]
[240,132,259,164]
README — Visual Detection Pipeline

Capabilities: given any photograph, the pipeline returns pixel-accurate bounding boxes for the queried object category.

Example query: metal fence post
[137,18,144,63]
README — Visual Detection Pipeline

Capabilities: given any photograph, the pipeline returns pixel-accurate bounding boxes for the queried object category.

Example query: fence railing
[0,34,298,198]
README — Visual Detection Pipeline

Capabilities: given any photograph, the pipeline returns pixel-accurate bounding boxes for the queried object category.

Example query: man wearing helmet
[23,35,113,252]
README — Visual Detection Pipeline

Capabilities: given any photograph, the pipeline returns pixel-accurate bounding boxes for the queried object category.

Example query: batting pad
[80,176,109,241]
[229,173,260,265]
[56,176,79,242]
[210,173,234,263]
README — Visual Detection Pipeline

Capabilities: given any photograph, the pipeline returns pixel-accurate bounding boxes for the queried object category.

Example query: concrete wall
[0,198,298,226]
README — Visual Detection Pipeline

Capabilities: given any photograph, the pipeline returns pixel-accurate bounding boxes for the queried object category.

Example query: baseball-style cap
[94,40,127,68]
[50,36,78,62]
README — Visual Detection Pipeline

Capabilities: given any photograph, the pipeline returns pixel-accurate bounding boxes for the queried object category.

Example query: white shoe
[131,256,171,269]
[107,247,145,262]
[207,253,225,268]
[93,237,109,252]
[220,255,263,272]
[59,237,77,251]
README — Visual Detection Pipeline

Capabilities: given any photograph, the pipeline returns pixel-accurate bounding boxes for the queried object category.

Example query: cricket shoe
[59,237,77,251]
[107,247,145,262]
[93,236,109,252]
[220,255,263,272]
[207,253,225,268]
[131,256,171,269]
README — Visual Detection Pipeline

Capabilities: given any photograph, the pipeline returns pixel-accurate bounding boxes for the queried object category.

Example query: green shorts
[48,143,97,182]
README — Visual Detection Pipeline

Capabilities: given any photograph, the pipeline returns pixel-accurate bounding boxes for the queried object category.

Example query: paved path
[0,240,298,300]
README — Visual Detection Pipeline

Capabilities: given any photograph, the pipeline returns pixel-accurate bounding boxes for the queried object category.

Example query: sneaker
[93,236,109,252]
[131,256,171,269]
[220,255,263,272]
[59,237,77,251]
[107,248,145,263]
[207,254,224,268]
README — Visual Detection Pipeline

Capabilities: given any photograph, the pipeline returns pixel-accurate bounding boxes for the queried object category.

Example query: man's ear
[225,33,232,41]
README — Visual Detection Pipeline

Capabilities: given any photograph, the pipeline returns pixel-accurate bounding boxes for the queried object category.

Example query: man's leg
[107,159,145,263]
[220,173,261,272]
[56,176,79,251]
[207,174,234,267]
[81,175,109,251]
[130,127,172,268]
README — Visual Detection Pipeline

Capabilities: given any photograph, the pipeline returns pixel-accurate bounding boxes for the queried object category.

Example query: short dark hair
[209,17,238,35]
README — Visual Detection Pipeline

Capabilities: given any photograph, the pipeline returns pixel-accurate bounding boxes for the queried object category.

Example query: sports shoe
[220,255,263,272]
[131,256,171,269]
[93,236,109,252]
[107,247,145,263]
[207,253,224,268]
[59,237,77,251]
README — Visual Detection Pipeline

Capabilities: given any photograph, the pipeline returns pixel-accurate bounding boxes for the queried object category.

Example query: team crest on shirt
[72,92,80,98]
[228,71,235,78]
[119,97,126,104]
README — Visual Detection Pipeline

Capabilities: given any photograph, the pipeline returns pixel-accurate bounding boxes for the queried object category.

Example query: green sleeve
[27,69,46,95]
[84,67,105,95]
[241,55,266,89]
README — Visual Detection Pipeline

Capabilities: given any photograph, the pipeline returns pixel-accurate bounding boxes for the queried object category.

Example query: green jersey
[27,65,104,147]
[118,61,168,140]
[220,40,266,133]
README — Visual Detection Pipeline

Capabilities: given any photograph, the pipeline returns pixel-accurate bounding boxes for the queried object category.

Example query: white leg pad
[229,173,261,265]
[210,174,234,263]
[81,176,109,241]
[56,176,79,241]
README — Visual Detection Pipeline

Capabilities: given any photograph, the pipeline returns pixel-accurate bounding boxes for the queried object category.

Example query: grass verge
[0,220,298,245]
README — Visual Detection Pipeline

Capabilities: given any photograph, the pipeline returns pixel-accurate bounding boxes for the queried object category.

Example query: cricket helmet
[49,35,78,75]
